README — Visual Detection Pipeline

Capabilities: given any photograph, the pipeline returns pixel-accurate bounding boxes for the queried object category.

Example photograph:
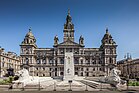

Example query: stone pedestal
[64,52,74,80]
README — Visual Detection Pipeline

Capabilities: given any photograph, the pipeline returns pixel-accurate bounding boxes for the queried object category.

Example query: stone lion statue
[12,68,34,86]
[12,68,54,88]
[100,68,126,87]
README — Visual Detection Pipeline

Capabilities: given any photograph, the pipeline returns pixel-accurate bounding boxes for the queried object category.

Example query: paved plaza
[0,90,138,93]
[0,85,139,93]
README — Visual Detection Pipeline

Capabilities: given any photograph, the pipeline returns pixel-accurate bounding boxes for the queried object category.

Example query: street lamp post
[99,79,102,91]
[85,71,88,91]
[126,75,129,90]
[68,80,72,91]
[126,60,130,91]
[53,81,56,91]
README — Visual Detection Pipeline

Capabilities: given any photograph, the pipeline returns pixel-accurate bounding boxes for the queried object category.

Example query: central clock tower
[63,9,75,42]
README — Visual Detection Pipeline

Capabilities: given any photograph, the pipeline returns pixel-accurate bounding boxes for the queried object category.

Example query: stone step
[24,84,41,88]
[79,80,99,89]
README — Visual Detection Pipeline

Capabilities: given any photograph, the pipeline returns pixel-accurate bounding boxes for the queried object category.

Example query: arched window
[60,58,64,64]
[93,60,96,64]
[49,59,53,64]
[99,68,102,71]
[21,49,24,54]
[81,72,83,76]
[30,40,32,43]
[60,72,63,76]
[75,72,78,75]
[26,39,29,43]
[43,59,46,64]
[74,58,79,64]
[99,60,102,64]
[37,59,40,64]
[80,59,83,64]
[110,58,113,64]
[86,72,89,76]
[26,58,29,65]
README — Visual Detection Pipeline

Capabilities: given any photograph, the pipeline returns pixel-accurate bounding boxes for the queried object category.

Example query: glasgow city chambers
[20,10,117,77]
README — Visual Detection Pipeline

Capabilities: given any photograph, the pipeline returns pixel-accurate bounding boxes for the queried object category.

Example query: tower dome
[25,28,35,39]
[22,28,36,44]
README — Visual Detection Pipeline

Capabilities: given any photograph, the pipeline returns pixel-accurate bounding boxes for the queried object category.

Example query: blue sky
[0,0,139,60]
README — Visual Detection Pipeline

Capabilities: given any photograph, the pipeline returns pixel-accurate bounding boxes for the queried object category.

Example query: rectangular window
[81,60,83,64]
[36,68,38,70]
[74,58,79,64]
[60,58,64,64]
[99,68,102,71]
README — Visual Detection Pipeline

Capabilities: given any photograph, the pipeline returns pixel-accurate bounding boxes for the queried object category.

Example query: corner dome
[21,28,36,45]
[25,28,35,38]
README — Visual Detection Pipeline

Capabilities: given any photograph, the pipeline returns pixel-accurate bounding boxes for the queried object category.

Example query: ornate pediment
[58,39,80,46]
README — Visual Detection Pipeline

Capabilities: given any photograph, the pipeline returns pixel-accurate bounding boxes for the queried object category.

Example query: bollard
[85,81,88,91]
[38,80,41,91]
[53,81,56,91]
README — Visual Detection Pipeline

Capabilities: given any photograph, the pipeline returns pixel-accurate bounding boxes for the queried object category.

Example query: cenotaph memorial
[56,52,84,87]
[64,52,74,80]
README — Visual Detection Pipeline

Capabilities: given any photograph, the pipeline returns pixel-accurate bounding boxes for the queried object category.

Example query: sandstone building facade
[117,55,139,79]
[0,47,20,77]
[20,10,117,77]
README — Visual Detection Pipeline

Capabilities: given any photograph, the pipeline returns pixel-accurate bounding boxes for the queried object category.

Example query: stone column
[46,58,48,64]
[57,57,60,64]
[58,67,60,76]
